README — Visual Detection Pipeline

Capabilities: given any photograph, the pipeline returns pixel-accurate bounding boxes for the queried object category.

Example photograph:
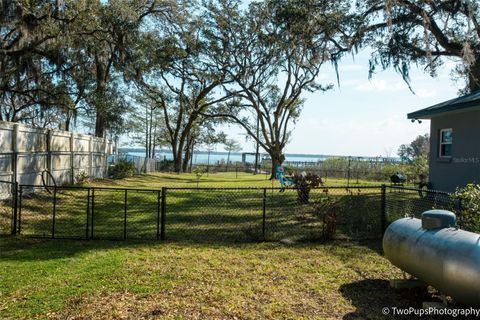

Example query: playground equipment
[276,165,296,192]
[383,210,480,306]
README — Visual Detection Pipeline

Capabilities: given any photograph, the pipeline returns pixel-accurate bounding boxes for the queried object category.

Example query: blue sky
[222,50,463,157]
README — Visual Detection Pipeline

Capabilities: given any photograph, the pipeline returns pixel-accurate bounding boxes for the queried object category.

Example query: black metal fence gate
[0,180,462,242]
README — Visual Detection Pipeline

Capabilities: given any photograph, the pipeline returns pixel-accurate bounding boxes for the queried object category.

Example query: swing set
[276,165,296,192]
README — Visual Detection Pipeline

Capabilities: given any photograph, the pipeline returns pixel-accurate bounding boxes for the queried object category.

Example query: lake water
[122,149,396,164]
[126,151,326,164]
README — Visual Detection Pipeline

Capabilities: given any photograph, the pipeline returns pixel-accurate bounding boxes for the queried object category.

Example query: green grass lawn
[0,173,444,319]
[85,171,390,189]
[0,237,432,320]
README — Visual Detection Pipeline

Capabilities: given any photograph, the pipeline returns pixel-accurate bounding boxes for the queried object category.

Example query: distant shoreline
[118,148,400,162]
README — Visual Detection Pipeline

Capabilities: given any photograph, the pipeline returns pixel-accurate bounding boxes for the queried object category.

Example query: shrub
[312,196,354,240]
[74,171,90,184]
[109,159,135,179]
[314,197,339,240]
[158,159,175,171]
[291,172,324,204]
[454,184,480,232]
[192,166,206,187]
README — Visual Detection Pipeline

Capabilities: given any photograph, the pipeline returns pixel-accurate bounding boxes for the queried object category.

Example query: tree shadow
[0,236,382,264]
[339,279,428,320]
[16,187,389,244]
[0,236,263,262]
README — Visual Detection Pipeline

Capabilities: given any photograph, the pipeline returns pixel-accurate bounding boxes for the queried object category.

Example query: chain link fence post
[160,187,166,240]
[124,189,128,240]
[11,182,18,235]
[52,186,57,238]
[156,189,161,240]
[381,184,387,234]
[86,188,91,239]
[17,185,22,235]
[91,188,95,239]
[262,188,267,240]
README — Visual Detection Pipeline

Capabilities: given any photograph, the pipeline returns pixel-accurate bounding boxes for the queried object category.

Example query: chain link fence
[385,186,462,227]
[265,187,384,241]
[0,180,15,235]
[4,184,466,242]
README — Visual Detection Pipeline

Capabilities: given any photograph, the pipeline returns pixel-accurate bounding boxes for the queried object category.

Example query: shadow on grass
[0,236,187,262]
[16,186,388,244]
[340,279,426,320]
[0,235,386,263]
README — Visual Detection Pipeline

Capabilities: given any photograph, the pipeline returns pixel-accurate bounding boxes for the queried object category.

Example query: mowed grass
[0,173,434,319]
[85,171,389,189]
[0,237,431,320]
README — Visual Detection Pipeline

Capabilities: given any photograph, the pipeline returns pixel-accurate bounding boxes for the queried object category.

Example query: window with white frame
[439,128,452,157]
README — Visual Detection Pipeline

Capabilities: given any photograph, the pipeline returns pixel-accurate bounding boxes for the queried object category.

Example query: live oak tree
[0,0,172,137]
[133,4,233,173]
[76,0,174,137]
[131,87,226,173]
[398,133,430,163]
[0,0,88,127]
[356,0,480,93]
[204,0,351,178]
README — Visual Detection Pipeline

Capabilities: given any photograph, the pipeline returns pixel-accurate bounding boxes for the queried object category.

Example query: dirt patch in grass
[55,284,348,320]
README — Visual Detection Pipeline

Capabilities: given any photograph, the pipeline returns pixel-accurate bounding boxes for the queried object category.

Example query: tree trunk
[145,105,149,158]
[170,141,180,173]
[173,143,184,173]
[94,58,108,138]
[148,106,153,158]
[173,155,182,173]
[65,114,71,131]
[269,150,285,180]
[469,58,480,93]
[182,145,191,173]
[95,112,106,138]
[189,142,195,173]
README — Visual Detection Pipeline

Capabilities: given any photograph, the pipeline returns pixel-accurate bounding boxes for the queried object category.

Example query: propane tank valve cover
[421,210,456,230]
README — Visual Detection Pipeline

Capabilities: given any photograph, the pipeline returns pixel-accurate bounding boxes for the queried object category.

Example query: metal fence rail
[1,184,465,241]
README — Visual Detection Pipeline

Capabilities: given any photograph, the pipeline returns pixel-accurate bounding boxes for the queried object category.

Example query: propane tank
[383,210,480,306]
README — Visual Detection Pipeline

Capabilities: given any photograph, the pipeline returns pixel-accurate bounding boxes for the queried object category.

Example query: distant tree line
[1,0,479,176]
[398,134,430,179]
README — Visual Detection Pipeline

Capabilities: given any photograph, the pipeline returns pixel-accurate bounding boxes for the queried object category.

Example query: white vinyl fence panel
[0,121,115,186]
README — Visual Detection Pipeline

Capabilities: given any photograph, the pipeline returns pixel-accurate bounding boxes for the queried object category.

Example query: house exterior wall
[429,110,480,192]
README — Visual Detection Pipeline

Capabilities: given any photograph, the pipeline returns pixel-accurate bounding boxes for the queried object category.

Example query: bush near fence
[0,180,466,241]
